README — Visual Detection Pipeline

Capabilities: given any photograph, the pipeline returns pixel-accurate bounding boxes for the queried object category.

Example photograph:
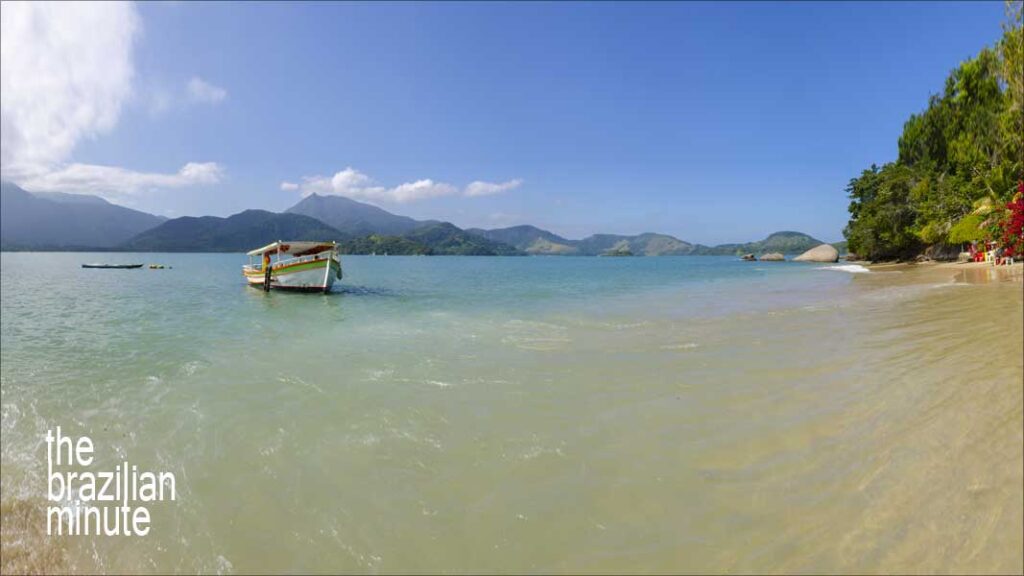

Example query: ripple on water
[659,342,699,351]
[332,285,401,298]
[818,264,871,274]
[501,319,571,351]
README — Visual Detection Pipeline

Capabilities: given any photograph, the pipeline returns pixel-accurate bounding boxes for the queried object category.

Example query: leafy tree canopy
[845,2,1023,260]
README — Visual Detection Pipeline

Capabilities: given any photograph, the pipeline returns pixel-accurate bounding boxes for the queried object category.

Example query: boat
[243,240,342,293]
[82,263,144,269]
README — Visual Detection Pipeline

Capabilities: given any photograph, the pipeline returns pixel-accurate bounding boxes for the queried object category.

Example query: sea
[1,252,1021,574]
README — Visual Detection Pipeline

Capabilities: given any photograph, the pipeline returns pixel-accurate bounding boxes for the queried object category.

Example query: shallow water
[1,254,1021,574]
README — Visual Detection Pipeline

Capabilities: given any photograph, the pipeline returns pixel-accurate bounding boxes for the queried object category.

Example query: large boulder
[760,252,785,261]
[793,244,839,263]
[923,243,961,262]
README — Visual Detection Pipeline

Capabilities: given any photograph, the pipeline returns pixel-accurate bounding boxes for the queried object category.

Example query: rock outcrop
[922,243,962,262]
[760,252,785,261]
[793,244,839,263]
[741,253,756,261]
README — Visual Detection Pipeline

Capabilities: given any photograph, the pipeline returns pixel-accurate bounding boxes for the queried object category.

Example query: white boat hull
[243,255,341,292]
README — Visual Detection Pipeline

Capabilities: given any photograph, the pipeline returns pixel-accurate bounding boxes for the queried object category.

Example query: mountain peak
[286,193,422,236]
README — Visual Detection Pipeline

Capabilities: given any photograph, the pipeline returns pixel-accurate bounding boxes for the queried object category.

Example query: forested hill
[120,210,346,252]
[690,231,823,255]
[843,5,1023,260]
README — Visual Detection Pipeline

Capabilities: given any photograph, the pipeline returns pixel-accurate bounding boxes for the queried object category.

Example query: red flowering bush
[1001,181,1024,256]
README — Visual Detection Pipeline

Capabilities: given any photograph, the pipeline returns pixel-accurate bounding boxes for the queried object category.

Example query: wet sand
[859,259,1019,279]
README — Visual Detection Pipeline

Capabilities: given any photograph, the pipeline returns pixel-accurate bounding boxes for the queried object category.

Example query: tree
[844,164,922,260]
[843,4,1023,259]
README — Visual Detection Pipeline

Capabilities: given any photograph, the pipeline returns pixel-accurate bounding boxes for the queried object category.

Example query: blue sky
[2,2,1008,244]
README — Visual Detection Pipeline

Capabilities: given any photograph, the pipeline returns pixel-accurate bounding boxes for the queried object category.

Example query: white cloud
[289,167,521,203]
[177,162,223,183]
[1,3,225,198]
[293,167,456,203]
[465,178,523,197]
[186,77,227,104]
[391,179,459,202]
[19,162,224,199]
[330,167,374,194]
[1,1,140,178]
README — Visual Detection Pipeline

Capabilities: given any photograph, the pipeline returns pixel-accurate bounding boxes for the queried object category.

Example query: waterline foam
[819,264,871,274]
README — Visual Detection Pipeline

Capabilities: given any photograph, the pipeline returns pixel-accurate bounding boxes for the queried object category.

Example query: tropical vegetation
[337,234,432,256]
[844,2,1023,260]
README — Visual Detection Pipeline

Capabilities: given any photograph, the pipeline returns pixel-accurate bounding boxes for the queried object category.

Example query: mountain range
[0,181,166,249]
[120,209,344,252]
[465,226,700,256]
[0,182,832,256]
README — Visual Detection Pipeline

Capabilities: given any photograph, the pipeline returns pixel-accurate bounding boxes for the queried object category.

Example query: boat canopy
[247,241,336,257]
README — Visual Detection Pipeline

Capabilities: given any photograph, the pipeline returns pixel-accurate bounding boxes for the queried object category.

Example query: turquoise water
[2,253,1021,573]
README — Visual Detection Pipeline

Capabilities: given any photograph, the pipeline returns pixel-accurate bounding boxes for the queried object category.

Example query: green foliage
[338,224,526,256]
[755,231,826,254]
[844,164,922,260]
[846,6,1023,260]
[337,234,432,255]
[402,223,525,256]
[948,214,987,243]
[1000,2,1024,190]
[602,244,634,256]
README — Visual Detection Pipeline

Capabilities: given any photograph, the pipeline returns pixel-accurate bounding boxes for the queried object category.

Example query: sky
[0,1,1009,244]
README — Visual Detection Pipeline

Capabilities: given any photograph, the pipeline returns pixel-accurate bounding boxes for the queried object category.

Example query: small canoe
[81,263,144,269]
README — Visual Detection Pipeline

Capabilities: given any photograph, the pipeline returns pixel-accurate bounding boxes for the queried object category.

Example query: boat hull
[243,257,341,292]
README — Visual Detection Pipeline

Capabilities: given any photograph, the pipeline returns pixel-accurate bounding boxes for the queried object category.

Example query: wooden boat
[243,241,342,293]
[82,263,144,269]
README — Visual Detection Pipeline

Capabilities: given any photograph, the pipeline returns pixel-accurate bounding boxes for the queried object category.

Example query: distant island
[1,182,838,257]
